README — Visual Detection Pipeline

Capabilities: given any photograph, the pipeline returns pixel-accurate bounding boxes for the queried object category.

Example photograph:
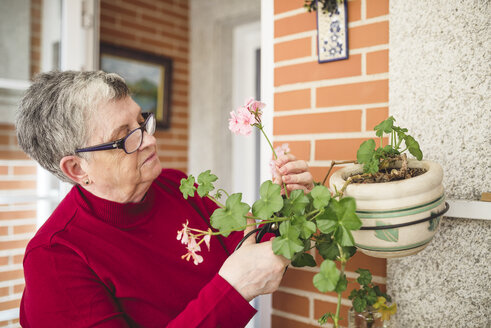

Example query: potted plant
[176,99,452,327]
[329,116,448,258]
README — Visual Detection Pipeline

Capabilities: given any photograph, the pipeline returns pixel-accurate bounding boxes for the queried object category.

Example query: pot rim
[329,159,444,201]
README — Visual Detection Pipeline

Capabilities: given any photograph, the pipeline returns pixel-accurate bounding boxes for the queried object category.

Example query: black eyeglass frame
[75,113,155,155]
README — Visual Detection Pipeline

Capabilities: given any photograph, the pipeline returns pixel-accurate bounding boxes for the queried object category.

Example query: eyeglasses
[75,113,156,155]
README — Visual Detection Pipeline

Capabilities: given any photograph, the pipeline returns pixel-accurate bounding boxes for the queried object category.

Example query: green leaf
[179,175,196,199]
[282,189,310,216]
[316,237,339,261]
[404,135,423,160]
[363,158,380,174]
[272,221,304,259]
[374,116,395,137]
[317,198,362,246]
[317,237,357,262]
[353,297,367,313]
[291,252,317,267]
[335,274,348,293]
[313,260,340,293]
[210,193,250,237]
[292,215,316,239]
[366,288,378,305]
[356,269,372,286]
[317,313,334,325]
[310,185,331,210]
[357,139,376,164]
[252,180,283,220]
[334,225,356,247]
[197,170,218,197]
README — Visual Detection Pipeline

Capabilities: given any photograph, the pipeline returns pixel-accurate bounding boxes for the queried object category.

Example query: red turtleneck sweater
[20,169,256,327]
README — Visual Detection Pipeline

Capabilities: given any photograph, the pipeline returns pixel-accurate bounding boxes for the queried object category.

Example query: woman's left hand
[272,154,314,194]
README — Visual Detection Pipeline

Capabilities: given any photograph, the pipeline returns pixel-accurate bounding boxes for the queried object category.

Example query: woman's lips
[142,152,157,166]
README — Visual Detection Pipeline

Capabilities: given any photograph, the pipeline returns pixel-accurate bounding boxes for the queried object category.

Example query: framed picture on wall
[100,43,173,129]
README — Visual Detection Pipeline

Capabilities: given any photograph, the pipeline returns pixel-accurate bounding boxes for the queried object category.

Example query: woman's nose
[139,130,157,150]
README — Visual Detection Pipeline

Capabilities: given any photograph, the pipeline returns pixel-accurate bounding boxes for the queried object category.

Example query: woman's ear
[60,155,87,185]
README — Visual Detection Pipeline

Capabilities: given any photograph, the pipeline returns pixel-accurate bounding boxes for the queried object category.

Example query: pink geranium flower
[181,237,203,265]
[244,97,265,121]
[229,106,255,136]
[177,220,190,245]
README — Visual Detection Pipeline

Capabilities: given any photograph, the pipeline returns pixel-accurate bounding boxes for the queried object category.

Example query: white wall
[388,1,490,327]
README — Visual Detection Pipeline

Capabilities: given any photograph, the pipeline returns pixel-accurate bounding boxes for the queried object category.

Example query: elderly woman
[16,71,314,327]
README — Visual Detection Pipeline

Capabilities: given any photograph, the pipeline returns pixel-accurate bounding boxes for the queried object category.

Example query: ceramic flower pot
[329,160,446,258]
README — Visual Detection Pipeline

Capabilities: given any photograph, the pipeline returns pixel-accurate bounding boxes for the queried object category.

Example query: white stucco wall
[189,0,260,192]
[388,1,490,327]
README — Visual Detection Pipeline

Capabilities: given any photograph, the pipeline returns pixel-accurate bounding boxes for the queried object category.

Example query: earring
[84,178,90,185]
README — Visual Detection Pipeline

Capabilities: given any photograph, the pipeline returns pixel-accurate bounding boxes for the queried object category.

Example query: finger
[282,171,313,185]
[277,159,309,175]
[275,154,297,168]
[242,216,257,246]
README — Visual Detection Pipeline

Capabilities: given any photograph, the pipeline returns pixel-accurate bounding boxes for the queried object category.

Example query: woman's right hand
[218,221,289,302]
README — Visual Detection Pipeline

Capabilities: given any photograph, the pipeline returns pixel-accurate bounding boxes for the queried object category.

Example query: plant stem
[333,244,347,328]
[216,188,230,198]
[206,195,225,208]
[321,160,357,186]
[258,126,290,199]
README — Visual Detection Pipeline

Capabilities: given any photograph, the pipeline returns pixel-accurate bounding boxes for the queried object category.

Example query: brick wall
[100,0,189,172]
[0,0,42,325]
[271,0,389,327]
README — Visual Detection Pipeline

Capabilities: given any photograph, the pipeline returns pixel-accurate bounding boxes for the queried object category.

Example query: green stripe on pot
[355,237,434,252]
[357,195,445,219]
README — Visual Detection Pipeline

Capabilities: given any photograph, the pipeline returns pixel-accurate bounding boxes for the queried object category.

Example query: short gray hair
[16,70,130,183]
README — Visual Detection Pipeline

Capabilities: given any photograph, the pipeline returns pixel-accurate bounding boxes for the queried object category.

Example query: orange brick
[0,227,8,236]
[348,0,361,22]
[0,256,9,265]
[0,135,9,145]
[309,166,341,185]
[273,110,362,135]
[13,224,37,235]
[366,0,389,18]
[367,49,388,74]
[349,21,389,49]
[274,37,311,62]
[274,89,311,111]
[344,251,387,278]
[314,299,350,326]
[274,12,317,38]
[0,270,24,282]
[13,255,24,264]
[0,287,9,297]
[275,55,361,86]
[13,166,37,175]
[0,180,36,190]
[273,141,311,161]
[281,268,318,293]
[14,284,25,294]
[0,124,15,131]
[316,80,388,107]
[0,150,30,160]
[366,107,388,130]
[273,291,309,317]
[272,315,318,328]
[0,239,29,251]
[0,210,36,221]
[315,138,381,161]
[0,166,8,175]
[0,299,21,311]
[274,0,304,14]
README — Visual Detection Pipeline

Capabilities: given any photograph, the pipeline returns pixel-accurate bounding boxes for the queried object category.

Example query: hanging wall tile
[316,0,349,63]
